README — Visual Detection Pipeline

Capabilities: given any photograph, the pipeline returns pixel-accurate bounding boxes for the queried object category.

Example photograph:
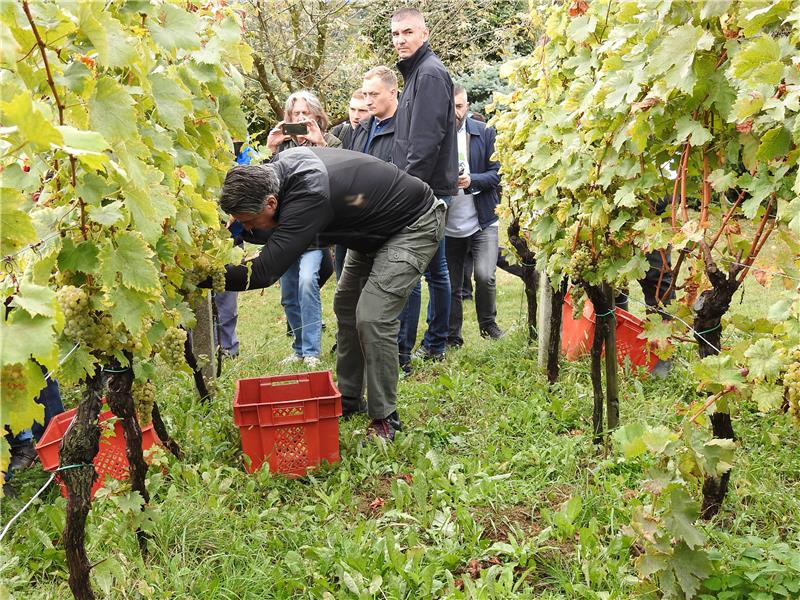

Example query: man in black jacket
[330,90,370,152]
[218,148,446,441]
[391,7,458,368]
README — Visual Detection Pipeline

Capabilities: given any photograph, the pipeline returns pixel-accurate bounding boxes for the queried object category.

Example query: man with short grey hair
[390,7,457,369]
[215,148,447,441]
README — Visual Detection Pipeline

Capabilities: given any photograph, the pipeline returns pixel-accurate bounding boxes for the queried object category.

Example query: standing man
[331,89,372,280]
[390,7,458,368]
[214,148,447,441]
[445,85,504,349]
[353,66,398,163]
[330,90,371,152]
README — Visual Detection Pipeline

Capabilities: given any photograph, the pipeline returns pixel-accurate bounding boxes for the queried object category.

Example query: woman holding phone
[267,91,340,367]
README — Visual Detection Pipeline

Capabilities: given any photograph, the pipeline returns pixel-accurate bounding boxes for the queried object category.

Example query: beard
[456,114,467,131]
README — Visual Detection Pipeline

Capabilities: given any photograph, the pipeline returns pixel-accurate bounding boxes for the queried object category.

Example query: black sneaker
[446,338,463,350]
[480,324,505,340]
[341,396,367,420]
[413,346,445,362]
[366,412,402,441]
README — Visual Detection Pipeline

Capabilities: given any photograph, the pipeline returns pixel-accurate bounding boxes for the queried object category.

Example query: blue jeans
[397,197,452,359]
[280,250,324,358]
[213,291,239,356]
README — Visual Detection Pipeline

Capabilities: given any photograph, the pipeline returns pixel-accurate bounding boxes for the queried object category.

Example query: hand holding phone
[282,122,308,136]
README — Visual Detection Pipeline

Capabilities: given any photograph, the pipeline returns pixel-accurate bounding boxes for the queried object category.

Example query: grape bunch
[785,351,800,420]
[132,379,156,424]
[570,285,587,320]
[160,326,187,365]
[569,245,593,280]
[57,286,93,342]
[191,253,226,292]
[211,267,226,294]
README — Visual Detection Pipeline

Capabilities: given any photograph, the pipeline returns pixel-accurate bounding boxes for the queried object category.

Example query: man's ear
[265,194,278,211]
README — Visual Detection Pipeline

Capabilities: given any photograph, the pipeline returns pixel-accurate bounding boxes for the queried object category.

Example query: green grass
[2,254,799,599]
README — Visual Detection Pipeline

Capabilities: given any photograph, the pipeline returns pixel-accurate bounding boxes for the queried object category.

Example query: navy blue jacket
[463,117,501,229]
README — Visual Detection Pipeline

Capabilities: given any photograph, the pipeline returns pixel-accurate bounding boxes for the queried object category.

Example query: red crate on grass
[614,307,660,371]
[233,370,342,477]
[36,407,161,498]
[561,291,662,373]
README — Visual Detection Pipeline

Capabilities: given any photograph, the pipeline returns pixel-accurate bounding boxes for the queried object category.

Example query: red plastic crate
[561,293,596,360]
[561,292,661,372]
[36,407,161,498]
[233,371,342,477]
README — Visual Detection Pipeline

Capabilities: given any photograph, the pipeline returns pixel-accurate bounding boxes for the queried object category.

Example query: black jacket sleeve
[405,74,451,184]
[223,192,334,291]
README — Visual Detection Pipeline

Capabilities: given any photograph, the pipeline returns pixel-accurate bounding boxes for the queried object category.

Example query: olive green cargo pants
[334,198,446,419]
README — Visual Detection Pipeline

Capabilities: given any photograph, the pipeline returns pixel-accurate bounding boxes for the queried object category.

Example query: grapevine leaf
[755,126,791,162]
[98,232,160,292]
[1,310,57,367]
[106,286,153,336]
[1,360,46,434]
[707,169,737,193]
[57,341,96,387]
[670,542,712,598]
[641,426,680,454]
[218,92,249,140]
[675,117,713,146]
[744,338,784,381]
[149,72,192,131]
[0,190,37,255]
[741,1,793,37]
[57,239,100,274]
[700,0,732,19]
[124,185,176,245]
[693,355,744,390]
[87,201,125,227]
[88,77,137,142]
[567,15,597,43]
[613,423,647,458]
[767,298,792,321]
[731,35,783,86]
[751,382,784,413]
[11,280,56,318]
[148,4,201,52]
[648,25,713,94]
[78,5,137,68]
[0,93,62,150]
[54,126,110,168]
[664,489,705,549]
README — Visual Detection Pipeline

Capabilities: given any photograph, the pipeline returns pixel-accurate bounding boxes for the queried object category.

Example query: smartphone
[282,122,308,136]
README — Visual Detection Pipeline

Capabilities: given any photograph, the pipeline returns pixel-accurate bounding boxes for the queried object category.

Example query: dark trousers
[445,227,500,346]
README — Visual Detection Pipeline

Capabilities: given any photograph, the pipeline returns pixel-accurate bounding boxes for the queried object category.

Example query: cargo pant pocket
[373,246,426,298]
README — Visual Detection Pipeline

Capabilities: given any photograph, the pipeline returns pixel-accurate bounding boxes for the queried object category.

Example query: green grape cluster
[570,285,587,320]
[132,379,156,424]
[57,286,93,341]
[211,268,226,294]
[569,245,593,280]
[160,326,187,365]
[785,352,800,420]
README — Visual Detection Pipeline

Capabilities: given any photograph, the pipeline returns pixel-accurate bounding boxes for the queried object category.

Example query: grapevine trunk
[59,371,103,600]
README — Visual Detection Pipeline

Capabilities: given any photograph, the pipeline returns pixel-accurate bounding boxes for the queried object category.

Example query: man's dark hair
[453,84,467,98]
[219,164,280,215]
